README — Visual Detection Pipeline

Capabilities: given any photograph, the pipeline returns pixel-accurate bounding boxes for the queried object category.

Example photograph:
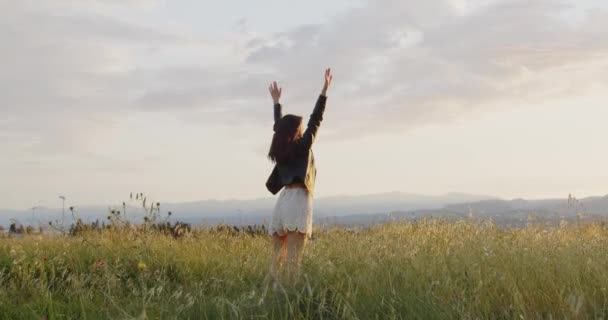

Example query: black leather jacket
[266,95,327,195]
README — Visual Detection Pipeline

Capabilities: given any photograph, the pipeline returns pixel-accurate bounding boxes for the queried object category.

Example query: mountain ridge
[3,192,607,228]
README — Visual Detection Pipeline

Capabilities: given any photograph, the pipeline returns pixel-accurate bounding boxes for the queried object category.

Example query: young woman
[266,68,333,279]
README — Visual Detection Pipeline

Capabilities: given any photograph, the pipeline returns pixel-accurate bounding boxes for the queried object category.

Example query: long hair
[268,114,303,164]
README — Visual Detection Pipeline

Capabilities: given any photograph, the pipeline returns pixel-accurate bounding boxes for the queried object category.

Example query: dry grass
[1,219,608,319]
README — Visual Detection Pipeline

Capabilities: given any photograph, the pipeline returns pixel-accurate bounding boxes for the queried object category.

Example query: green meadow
[1,220,607,319]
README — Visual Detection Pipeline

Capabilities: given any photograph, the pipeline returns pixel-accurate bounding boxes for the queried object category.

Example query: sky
[1,0,607,210]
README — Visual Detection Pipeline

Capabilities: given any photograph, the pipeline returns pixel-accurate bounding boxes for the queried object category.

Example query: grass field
[1,219,608,319]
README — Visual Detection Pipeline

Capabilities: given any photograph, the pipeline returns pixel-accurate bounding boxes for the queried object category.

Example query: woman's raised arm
[321,68,332,97]
[269,81,283,131]
[299,68,333,150]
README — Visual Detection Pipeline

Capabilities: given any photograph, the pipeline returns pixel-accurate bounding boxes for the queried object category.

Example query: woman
[266,68,333,280]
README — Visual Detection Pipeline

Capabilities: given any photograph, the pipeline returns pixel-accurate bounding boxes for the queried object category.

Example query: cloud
[0,0,184,158]
[239,0,608,136]
[116,0,608,141]
[1,0,607,158]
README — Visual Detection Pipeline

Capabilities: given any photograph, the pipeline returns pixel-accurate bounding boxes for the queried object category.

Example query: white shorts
[269,187,312,238]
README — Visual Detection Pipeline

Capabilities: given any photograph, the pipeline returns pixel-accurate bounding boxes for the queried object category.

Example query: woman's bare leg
[286,232,307,281]
[270,234,287,279]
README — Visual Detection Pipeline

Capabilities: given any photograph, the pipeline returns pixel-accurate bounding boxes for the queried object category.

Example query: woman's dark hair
[268,114,303,164]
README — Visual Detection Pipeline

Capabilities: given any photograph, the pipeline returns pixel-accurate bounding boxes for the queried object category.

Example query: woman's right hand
[269,81,282,105]
[321,68,333,97]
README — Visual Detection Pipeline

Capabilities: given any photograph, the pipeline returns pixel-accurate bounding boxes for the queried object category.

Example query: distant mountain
[312,192,497,217]
[3,193,607,229]
[0,192,495,227]
[327,194,608,228]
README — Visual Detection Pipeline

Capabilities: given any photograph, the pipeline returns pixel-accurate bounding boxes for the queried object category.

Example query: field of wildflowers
[1,219,607,319]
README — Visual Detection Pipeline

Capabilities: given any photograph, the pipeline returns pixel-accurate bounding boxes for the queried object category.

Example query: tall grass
[1,219,607,319]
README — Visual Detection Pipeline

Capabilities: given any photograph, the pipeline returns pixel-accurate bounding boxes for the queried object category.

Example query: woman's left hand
[269,81,282,105]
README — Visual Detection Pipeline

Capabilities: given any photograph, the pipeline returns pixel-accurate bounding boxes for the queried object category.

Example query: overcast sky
[1,0,607,209]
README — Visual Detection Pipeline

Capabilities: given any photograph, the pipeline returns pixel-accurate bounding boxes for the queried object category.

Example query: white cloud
[238,0,608,136]
[4,0,606,136]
